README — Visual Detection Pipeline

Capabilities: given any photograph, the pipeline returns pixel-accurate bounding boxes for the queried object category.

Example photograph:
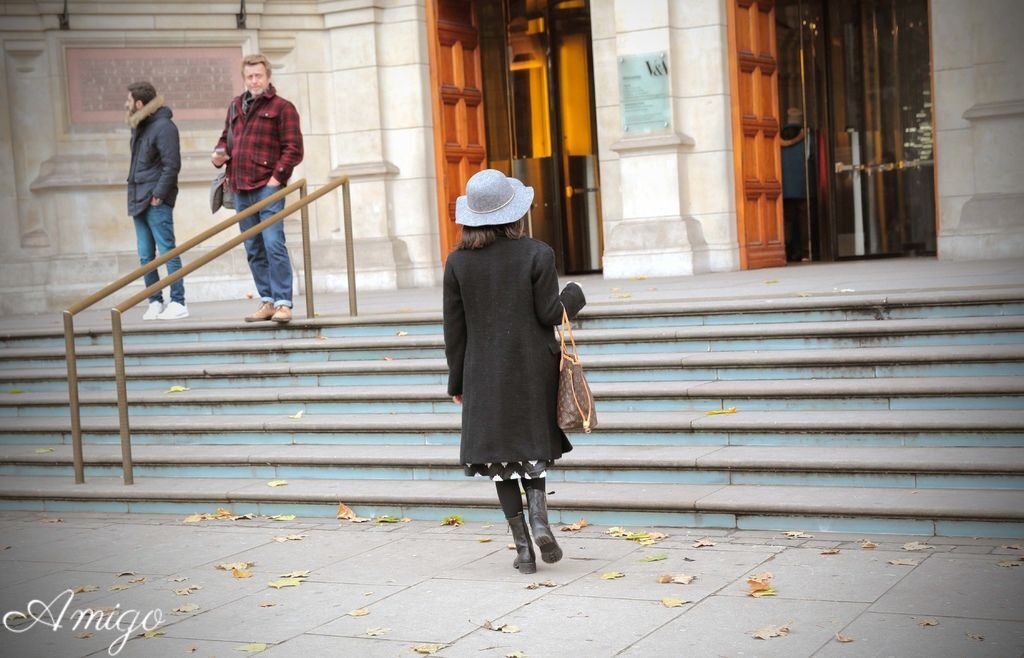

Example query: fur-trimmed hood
[127,95,170,129]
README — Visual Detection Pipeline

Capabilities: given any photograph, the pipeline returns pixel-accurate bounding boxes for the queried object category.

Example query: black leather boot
[525,487,563,564]
[507,512,537,574]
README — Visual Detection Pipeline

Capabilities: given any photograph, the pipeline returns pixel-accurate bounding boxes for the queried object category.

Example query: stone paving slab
[0,511,1021,657]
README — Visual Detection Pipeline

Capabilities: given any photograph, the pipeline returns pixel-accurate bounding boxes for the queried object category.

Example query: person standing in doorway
[443,169,586,575]
[126,81,187,320]
[211,53,303,323]
[781,106,808,262]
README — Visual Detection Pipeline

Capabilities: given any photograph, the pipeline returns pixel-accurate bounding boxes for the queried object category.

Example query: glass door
[827,0,936,257]
[475,0,603,273]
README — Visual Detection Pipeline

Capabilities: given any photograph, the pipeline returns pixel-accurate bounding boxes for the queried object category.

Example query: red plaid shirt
[215,84,303,193]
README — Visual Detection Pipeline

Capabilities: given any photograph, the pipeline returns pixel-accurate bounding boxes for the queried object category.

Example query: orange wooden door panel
[427,0,487,261]
[728,0,785,269]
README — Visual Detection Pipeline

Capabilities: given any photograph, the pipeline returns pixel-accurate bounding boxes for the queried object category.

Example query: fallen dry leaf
[217,561,256,571]
[288,410,304,420]
[142,630,165,639]
[235,644,268,654]
[107,583,135,592]
[279,570,310,579]
[351,517,371,523]
[166,385,190,393]
[917,618,939,627]
[173,603,200,614]
[600,571,626,580]
[861,540,878,549]
[902,541,933,552]
[366,627,389,637]
[168,576,189,582]
[174,586,202,596]
[349,608,370,617]
[966,632,983,641]
[478,538,493,543]
[258,601,276,608]
[272,534,307,542]
[376,515,400,523]
[411,645,446,655]
[267,578,302,589]
[76,632,93,639]
[482,620,520,633]
[269,514,296,521]
[73,585,99,593]
[888,559,920,566]
[526,580,557,590]
[704,407,738,415]
[835,633,854,643]
[34,448,55,454]
[267,480,288,488]
[657,574,696,585]
[996,560,1021,568]
[401,517,412,523]
[820,549,841,556]
[396,331,409,336]
[693,537,716,548]
[747,572,776,597]
[661,597,688,608]
[232,569,253,579]
[561,518,589,532]
[1002,544,1021,550]
[440,515,463,526]
[336,503,357,520]
[753,623,790,640]
[640,553,668,563]
[784,531,813,539]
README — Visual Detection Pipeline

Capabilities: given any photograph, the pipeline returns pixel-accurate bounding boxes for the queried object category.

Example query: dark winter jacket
[443,236,586,466]
[127,96,180,217]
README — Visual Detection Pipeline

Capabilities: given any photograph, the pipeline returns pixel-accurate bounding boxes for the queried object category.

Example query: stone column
[934,0,1024,259]
[593,0,738,278]
[4,39,53,249]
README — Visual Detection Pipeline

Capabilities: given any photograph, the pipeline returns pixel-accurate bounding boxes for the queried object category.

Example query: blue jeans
[133,203,184,305]
[235,185,293,308]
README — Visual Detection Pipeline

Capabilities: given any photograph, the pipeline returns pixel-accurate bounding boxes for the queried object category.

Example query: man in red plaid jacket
[212,53,303,323]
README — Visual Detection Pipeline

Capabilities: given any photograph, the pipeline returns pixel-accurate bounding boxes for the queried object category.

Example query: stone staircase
[1,289,1023,537]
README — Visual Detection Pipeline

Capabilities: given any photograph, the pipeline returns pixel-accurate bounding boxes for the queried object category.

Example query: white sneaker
[157,301,189,320]
[143,301,164,320]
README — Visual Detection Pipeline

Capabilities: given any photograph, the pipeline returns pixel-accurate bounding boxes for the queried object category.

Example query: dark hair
[127,81,157,106]
[454,218,525,250]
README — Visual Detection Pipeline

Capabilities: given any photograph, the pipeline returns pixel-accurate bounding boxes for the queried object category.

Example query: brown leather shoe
[271,306,292,323]
[244,302,275,322]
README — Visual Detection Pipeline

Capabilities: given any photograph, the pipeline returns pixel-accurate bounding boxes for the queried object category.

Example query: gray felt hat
[455,169,534,227]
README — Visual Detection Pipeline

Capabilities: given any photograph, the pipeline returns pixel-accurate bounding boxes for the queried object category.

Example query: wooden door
[427,0,487,260]
[727,0,786,268]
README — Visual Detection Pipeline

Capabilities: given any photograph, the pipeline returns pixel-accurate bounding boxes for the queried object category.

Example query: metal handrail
[62,175,355,485]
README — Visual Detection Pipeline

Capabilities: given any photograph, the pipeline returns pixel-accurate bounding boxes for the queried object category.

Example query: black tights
[495,478,546,518]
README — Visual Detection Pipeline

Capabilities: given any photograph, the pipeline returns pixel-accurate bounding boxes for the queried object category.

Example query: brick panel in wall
[66,47,242,128]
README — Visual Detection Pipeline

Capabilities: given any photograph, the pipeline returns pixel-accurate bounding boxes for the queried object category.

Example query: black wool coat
[443,236,586,466]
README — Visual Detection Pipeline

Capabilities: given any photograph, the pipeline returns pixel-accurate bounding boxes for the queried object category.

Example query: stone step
[2,377,1021,417]
[4,344,1023,392]
[5,410,1023,448]
[5,316,1024,370]
[11,289,1022,350]
[0,475,1019,537]
[4,444,1023,490]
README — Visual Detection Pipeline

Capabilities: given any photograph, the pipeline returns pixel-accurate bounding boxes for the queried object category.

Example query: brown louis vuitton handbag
[557,308,597,433]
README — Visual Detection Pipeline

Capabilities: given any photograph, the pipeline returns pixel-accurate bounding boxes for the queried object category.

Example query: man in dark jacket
[126,81,187,320]
[211,53,304,324]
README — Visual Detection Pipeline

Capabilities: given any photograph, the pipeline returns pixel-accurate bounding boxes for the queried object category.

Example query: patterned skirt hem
[464,460,553,481]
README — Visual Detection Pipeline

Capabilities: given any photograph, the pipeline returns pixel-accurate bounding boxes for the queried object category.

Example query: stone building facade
[0,0,1020,313]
